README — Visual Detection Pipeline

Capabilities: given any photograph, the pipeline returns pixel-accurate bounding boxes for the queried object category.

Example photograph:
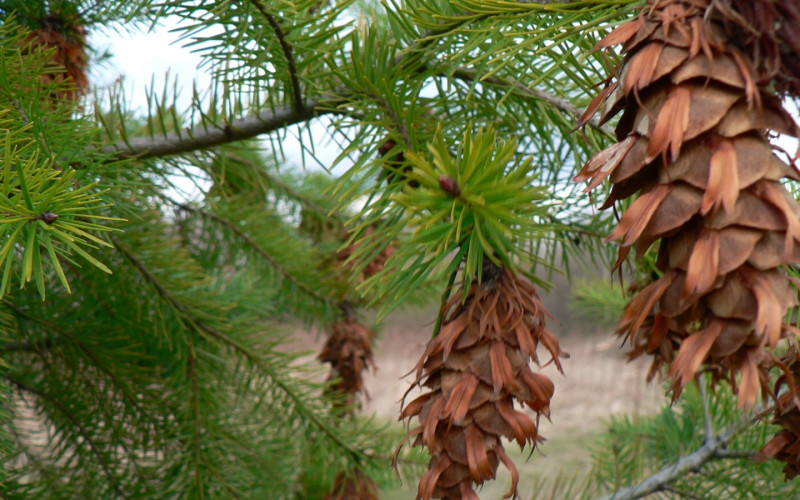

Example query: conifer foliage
[0,0,799,498]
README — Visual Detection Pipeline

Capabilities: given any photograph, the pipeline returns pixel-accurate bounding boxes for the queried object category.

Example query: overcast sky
[87,16,799,179]
[88,16,348,174]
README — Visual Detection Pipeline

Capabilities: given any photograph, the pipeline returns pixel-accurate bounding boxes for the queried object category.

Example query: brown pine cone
[711,0,800,98]
[756,349,800,479]
[398,267,566,499]
[318,318,375,412]
[336,226,395,281]
[26,13,89,103]
[575,0,800,407]
[323,469,378,500]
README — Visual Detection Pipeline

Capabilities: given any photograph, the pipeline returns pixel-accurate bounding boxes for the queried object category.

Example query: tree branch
[221,153,339,219]
[169,201,340,308]
[246,0,304,113]
[449,66,615,136]
[2,336,62,353]
[594,419,750,500]
[5,375,130,499]
[101,102,326,159]
[112,239,368,462]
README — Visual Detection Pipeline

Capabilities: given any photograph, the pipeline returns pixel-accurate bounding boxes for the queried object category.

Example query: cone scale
[575,0,800,407]
[26,13,89,103]
[757,349,800,479]
[398,267,565,499]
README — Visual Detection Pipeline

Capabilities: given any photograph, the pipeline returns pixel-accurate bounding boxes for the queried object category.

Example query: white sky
[88,16,348,174]
[87,17,800,179]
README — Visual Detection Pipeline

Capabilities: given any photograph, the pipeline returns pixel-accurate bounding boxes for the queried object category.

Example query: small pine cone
[756,349,800,479]
[575,0,800,407]
[399,268,566,499]
[378,138,419,188]
[323,469,378,500]
[318,318,375,411]
[336,226,395,281]
[26,14,89,103]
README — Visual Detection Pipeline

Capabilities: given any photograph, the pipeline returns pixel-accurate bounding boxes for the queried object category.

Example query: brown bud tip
[438,175,461,196]
[378,139,397,157]
[40,212,58,224]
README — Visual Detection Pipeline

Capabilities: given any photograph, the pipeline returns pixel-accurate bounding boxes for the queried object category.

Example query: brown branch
[98,9,614,162]
[2,336,62,352]
[246,0,304,113]
[593,418,753,500]
[101,102,326,159]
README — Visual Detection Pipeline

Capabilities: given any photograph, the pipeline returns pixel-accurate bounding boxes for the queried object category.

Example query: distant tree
[1,0,800,498]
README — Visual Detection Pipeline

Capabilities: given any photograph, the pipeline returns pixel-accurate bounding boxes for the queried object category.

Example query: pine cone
[323,469,378,500]
[318,318,375,411]
[399,268,566,499]
[711,0,800,98]
[26,13,89,103]
[378,137,419,188]
[575,0,800,407]
[756,349,800,479]
[336,226,395,281]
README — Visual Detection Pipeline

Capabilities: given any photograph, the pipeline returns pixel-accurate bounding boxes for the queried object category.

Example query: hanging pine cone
[398,266,566,499]
[756,348,800,479]
[377,137,419,188]
[323,469,379,500]
[318,317,375,412]
[574,0,800,407]
[710,0,800,98]
[25,12,89,103]
[336,225,395,281]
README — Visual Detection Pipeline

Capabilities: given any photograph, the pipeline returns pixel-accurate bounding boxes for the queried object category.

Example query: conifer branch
[221,153,338,218]
[594,419,751,500]
[449,66,615,136]
[113,239,367,462]
[171,201,340,307]
[1,336,61,352]
[2,302,149,415]
[101,103,326,159]
[98,60,613,164]
[245,0,304,112]
[4,375,131,499]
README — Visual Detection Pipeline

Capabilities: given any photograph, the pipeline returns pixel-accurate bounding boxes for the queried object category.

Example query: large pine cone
[399,268,566,499]
[318,318,375,412]
[575,0,800,407]
[756,349,800,479]
[712,0,800,98]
